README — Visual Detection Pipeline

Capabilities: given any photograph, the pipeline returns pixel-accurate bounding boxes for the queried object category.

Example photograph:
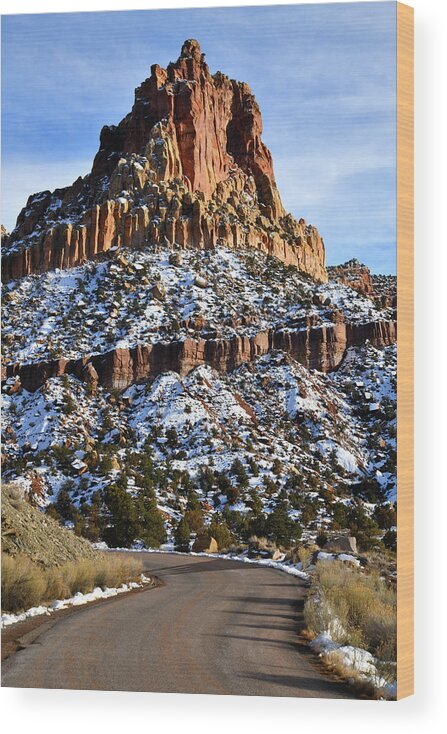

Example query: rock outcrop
[328,259,397,310]
[4,319,396,393]
[327,259,375,297]
[2,40,327,283]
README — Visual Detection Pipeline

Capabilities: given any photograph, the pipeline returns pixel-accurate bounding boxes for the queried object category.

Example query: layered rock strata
[5,319,396,393]
[2,40,327,283]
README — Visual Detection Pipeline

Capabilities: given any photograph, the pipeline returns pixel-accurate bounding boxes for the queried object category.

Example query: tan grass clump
[304,560,396,660]
[1,554,47,612]
[1,553,143,613]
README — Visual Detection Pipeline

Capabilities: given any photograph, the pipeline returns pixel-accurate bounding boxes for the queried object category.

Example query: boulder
[192,535,218,553]
[194,275,208,289]
[151,283,166,301]
[271,548,284,561]
[169,252,183,267]
[325,535,358,554]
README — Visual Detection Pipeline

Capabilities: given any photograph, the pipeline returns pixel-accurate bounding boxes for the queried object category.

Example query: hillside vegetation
[1,485,143,614]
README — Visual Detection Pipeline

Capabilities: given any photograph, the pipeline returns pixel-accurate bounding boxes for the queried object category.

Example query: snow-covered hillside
[2,304,397,547]
[2,246,394,365]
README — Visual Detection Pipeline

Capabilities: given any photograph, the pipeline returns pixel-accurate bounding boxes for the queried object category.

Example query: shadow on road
[144,560,262,575]
[223,595,300,608]
[239,668,355,697]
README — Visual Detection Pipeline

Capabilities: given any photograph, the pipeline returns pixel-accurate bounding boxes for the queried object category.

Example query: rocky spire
[2,40,328,284]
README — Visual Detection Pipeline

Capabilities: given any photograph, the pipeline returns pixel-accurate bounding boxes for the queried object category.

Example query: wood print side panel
[397,1,414,701]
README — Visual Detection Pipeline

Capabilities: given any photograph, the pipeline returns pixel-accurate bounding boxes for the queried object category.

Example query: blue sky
[1,2,396,273]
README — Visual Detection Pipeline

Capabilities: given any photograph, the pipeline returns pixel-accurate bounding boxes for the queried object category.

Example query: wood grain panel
[397,1,414,701]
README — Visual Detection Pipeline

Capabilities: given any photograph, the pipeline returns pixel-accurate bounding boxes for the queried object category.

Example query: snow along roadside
[1,574,153,628]
[100,546,396,699]
[95,544,310,580]
[310,631,397,700]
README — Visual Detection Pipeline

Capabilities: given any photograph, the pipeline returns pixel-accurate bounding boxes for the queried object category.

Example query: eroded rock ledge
[4,319,396,393]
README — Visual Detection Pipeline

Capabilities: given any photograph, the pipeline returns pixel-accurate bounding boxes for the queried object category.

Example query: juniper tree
[137,491,166,548]
[209,515,232,550]
[103,484,139,548]
[174,517,191,552]
[265,496,301,547]
[230,458,249,488]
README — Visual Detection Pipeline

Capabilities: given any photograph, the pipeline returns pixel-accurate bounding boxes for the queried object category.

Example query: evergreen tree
[230,458,249,488]
[247,489,263,517]
[84,492,104,542]
[183,488,203,532]
[247,457,259,477]
[265,497,301,546]
[98,453,114,475]
[216,472,232,494]
[174,517,191,551]
[186,488,201,511]
[166,426,179,449]
[198,466,215,493]
[382,529,397,551]
[209,515,232,550]
[226,484,240,505]
[346,503,381,551]
[55,488,75,521]
[72,509,87,537]
[103,484,139,547]
[137,492,166,548]
[373,503,397,530]
[271,458,283,476]
[45,503,61,522]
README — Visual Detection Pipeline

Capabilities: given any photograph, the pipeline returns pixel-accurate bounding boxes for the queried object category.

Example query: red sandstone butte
[2,40,327,283]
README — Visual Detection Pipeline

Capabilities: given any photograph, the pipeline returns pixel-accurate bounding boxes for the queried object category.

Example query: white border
[1,1,446,732]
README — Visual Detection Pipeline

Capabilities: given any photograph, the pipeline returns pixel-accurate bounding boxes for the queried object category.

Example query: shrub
[316,531,328,548]
[295,545,313,570]
[1,554,143,613]
[1,554,47,612]
[304,560,396,660]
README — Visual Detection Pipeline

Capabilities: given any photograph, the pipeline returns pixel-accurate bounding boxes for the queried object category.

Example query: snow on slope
[2,246,394,364]
[2,344,397,532]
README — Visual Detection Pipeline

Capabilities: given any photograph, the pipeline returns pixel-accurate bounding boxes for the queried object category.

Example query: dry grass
[1,553,143,613]
[322,652,381,700]
[304,560,396,660]
[248,535,274,551]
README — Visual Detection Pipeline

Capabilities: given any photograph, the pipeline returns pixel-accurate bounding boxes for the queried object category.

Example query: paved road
[2,553,356,697]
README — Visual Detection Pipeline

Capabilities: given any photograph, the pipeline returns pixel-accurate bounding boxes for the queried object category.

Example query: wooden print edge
[396,1,414,701]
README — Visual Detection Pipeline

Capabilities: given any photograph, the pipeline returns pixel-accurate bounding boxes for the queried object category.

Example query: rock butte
[1,39,327,283]
[1,40,397,395]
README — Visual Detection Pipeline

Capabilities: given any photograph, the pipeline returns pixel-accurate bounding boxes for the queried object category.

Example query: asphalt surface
[1,552,357,697]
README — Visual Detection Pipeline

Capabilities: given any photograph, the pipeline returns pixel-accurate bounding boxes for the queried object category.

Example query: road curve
[2,553,357,698]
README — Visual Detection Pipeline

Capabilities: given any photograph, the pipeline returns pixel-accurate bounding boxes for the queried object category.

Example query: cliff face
[2,39,327,283]
[5,319,396,393]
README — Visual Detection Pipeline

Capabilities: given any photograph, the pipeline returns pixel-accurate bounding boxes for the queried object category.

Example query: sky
[1,2,397,273]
